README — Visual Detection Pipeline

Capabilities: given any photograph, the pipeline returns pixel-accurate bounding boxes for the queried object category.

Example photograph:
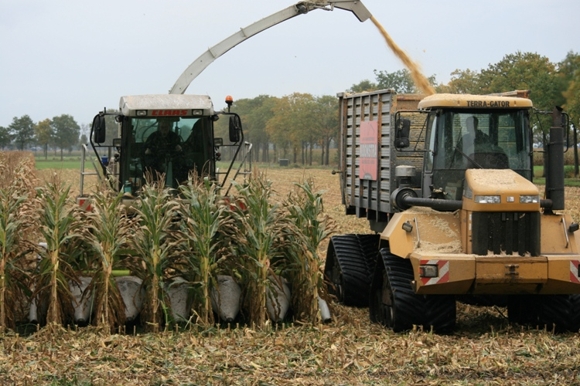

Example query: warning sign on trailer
[359,120,378,180]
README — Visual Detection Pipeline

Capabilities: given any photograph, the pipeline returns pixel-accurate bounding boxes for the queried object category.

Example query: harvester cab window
[120,116,214,193]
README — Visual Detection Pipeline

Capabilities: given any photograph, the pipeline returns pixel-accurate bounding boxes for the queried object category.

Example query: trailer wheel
[324,234,379,307]
[370,248,455,333]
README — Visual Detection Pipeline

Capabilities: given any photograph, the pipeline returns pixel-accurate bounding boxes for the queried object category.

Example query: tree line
[217,51,579,165]
[3,50,578,165]
[0,114,83,159]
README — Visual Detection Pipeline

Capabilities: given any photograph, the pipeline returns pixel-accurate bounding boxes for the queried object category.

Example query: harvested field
[1,165,579,385]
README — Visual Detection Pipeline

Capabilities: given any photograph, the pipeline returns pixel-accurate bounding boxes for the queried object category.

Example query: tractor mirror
[92,114,106,144]
[395,118,411,149]
[228,115,241,143]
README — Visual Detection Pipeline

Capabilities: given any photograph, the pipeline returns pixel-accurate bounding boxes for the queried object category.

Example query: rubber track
[371,249,455,333]
[324,234,379,307]
[508,295,579,332]
[370,249,422,331]
[537,295,571,332]
[357,234,380,274]
[569,294,580,333]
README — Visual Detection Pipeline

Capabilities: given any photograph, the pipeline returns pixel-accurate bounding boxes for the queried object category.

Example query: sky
[1,0,579,129]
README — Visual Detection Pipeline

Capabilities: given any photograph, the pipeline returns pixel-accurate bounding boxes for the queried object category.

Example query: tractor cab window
[120,116,214,192]
[429,109,531,200]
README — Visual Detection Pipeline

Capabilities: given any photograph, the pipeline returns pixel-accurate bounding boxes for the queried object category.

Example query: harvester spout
[327,0,372,22]
[170,0,371,94]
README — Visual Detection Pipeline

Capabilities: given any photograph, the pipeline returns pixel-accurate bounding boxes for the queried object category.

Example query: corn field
[0,154,335,332]
[2,152,580,385]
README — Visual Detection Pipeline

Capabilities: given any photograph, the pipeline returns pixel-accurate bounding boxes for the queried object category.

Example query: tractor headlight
[419,264,439,278]
[474,195,501,204]
[519,195,539,204]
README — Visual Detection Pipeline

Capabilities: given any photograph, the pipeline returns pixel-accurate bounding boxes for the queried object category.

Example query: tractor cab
[419,95,532,200]
[415,93,534,201]
[79,94,251,201]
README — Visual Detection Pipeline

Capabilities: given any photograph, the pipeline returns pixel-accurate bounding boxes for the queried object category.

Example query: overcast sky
[1,0,578,129]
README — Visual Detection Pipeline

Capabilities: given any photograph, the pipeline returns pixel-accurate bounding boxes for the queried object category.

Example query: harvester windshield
[426,109,532,199]
[120,116,214,192]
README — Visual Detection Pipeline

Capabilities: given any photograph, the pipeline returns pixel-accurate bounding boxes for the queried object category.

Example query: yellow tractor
[325,90,580,332]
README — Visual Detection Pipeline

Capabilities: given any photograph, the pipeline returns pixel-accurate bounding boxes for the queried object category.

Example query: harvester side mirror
[229,115,242,143]
[92,114,106,144]
[395,118,411,149]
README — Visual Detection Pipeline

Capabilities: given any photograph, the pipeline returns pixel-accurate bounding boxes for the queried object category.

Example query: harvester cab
[326,89,580,333]
[80,94,251,200]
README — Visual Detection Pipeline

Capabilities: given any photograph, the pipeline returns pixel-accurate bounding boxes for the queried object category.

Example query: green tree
[268,93,317,165]
[314,95,339,166]
[265,97,292,161]
[8,115,35,150]
[0,127,10,149]
[51,114,80,160]
[560,52,580,128]
[35,119,53,159]
[479,52,564,110]
[436,69,481,94]
[347,79,377,93]
[375,69,437,94]
[80,133,88,147]
[231,96,276,163]
[375,69,415,93]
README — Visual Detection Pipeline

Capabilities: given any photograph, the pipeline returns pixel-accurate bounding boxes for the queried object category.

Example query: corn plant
[178,176,229,325]
[226,173,295,328]
[0,185,35,329]
[284,179,335,323]
[130,178,181,331]
[35,180,81,326]
[80,186,134,329]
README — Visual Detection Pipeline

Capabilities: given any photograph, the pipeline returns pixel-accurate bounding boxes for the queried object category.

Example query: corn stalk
[35,180,80,326]
[81,186,133,329]
[0,156,38,330]
[0,187,29,330]
[130,178,180,331]
[227,173,295,328]
[178,176,228,325]
[284,179,335,323]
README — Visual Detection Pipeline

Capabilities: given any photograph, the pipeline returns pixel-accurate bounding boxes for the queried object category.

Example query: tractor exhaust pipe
[545,107,565,212]
[391,187,463,211]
